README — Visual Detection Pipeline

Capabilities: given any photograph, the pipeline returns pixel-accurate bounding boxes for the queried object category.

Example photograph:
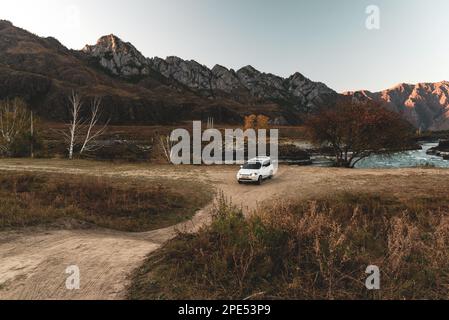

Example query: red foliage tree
[305,99,414,168]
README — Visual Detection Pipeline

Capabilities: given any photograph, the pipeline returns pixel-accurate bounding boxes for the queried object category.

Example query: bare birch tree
[62,91,83,160]
[30,111,34,158]
[79,97,109,155]
[62,92,109,160]
[159,135,175,163]
[0,98,29,156]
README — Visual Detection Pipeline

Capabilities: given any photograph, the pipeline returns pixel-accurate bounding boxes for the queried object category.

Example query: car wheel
[238,181,243,184]
[257,176,263,185]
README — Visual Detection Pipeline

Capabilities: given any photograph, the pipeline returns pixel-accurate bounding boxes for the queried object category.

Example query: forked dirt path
[1,160,449,300]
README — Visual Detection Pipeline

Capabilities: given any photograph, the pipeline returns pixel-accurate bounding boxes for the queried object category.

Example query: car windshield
[242,163,262,170]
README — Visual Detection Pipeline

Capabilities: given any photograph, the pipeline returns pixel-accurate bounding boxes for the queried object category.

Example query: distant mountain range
[0,20,448,129]
[345,82,449,131]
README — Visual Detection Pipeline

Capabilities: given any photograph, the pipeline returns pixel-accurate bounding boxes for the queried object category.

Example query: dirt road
[1,160,448,299]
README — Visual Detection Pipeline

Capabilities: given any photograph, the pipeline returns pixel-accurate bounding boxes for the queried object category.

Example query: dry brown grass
[0,171,212,232]
[129,192,449,300]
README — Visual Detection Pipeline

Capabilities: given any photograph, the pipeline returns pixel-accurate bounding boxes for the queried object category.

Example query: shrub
[129,193,449,300]
[278,144,311,161]
[10,132,45,158]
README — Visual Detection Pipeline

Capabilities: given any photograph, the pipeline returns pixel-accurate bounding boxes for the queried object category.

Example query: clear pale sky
[2,0,448,92]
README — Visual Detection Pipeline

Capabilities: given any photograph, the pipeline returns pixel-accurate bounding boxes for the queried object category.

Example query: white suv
[237,157,275,185]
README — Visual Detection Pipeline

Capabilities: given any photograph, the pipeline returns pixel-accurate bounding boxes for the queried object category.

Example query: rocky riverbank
[427,140,449,160]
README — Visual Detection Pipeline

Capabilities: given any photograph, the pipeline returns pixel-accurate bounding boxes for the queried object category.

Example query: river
[355,143,449,169]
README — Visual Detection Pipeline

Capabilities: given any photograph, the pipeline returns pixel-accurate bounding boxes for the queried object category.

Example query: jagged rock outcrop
[150,56,213,92]
[235,66,284,98]
[210,65,242,93]
[149,59,337,113]
[82,35,152,77]
[286,73,336,113]
[346,81,449,130]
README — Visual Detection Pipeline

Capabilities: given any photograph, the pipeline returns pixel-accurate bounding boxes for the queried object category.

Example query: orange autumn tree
[305,98,414,168]
[244,114,270,131]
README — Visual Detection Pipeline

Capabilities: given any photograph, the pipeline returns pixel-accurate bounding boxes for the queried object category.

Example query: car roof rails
[247,157,271,164]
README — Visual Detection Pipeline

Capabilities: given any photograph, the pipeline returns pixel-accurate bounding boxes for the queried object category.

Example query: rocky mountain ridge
[82,34,338,115]
[346,81,449,130]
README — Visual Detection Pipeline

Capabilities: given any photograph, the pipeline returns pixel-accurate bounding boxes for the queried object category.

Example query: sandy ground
[1,159,449,300]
